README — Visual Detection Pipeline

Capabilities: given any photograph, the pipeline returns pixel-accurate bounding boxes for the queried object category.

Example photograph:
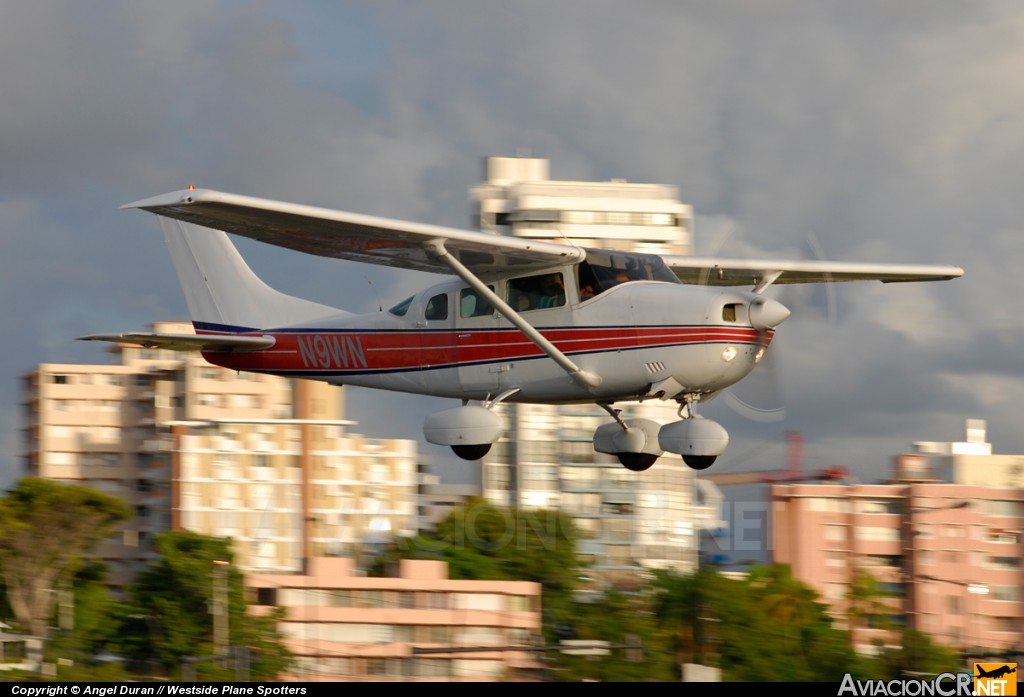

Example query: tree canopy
[116,531,292,681]
[0,478,131,638]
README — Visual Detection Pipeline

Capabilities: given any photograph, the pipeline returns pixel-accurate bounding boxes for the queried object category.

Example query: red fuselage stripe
[200,326,772,373]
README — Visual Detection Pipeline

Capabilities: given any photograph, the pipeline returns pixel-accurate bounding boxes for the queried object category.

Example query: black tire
[618,452,658,472]
[452,443,492,461]
[683,455,717,470]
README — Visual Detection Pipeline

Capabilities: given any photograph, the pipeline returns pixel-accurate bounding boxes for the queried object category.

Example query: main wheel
[452,443,492,461]
[618,452,658,472]
[682,454,717,470]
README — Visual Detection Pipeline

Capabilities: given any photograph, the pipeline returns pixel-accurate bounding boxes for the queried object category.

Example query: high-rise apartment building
[471,156,719,580]
[471,156,692,255]
[771,421,1024,655]
[21,322,419,583]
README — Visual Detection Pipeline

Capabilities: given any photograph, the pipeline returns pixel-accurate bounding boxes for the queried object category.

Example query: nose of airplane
[749,296,791,331]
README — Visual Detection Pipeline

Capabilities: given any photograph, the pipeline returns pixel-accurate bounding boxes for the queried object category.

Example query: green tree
[651,565,868,682]
[46,561,124,665]
[555,589,675,682]
[846,567,896,636]
[116,531,291,680]
[376,497,584,600]
[0,478,131,638]
[875,628,959,679]
[650,566,714,667]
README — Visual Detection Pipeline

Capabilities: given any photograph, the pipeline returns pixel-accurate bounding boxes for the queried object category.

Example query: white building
[472,156,717,580]
[22,322,419,582]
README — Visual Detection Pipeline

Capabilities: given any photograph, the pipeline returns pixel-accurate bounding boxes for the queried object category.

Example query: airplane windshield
[576,249,679,299]
[388,296,414,317]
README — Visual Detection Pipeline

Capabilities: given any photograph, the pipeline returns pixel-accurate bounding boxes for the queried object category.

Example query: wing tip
[121,188,220,210]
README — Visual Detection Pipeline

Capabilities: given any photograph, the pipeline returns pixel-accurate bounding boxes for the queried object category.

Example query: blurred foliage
[114,531,292,681]
[373,503,961,683]
[0,488,970,682]
[0,478,131,638]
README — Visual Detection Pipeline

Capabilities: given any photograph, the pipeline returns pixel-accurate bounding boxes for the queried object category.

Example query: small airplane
[81,187,963,471]
[975,665,1017,680]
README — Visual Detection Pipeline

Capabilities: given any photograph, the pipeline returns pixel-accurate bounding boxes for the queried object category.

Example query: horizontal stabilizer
[78,332,275,352]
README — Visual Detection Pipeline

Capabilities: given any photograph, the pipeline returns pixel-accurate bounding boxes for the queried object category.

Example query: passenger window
[507,272,565,311]
[425,293,448,321]
[459,287,495,318]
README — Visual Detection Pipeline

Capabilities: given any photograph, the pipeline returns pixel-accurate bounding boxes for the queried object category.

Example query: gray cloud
[1,1,1021,488]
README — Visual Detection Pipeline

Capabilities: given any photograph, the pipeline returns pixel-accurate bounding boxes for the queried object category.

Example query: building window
[858,499,900,515]
[414,659,450,678]
[992,616,1019,633]
[825,525,846,542]
[989,585,1020,602]
[507,595,531,612]
[988,556,1020,569]
[855,527,900,542]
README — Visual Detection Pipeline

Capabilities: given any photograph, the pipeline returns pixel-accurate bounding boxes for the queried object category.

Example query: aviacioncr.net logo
[973,663,1017,696]
[838,672,973,696]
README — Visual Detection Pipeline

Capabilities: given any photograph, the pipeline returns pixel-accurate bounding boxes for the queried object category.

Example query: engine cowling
[658,416,729,470]
[423,405,503,460]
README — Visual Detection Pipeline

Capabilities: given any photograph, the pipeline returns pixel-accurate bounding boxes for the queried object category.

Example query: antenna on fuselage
[364,275,383,312]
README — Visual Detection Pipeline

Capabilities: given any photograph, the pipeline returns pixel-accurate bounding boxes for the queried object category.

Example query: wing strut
[423,239,602,390]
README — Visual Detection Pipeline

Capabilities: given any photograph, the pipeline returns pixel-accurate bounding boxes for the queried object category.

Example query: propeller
[703,228,838,423]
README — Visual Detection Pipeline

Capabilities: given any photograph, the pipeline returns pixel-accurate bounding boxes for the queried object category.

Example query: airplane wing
[663,256,964,288]
[123,188,584,276]
[78,332,275,352]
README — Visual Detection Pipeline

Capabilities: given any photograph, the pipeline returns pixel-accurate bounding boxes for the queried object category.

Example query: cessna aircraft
[81,188,963,472]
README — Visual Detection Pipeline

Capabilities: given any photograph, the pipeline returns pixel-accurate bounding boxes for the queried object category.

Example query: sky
[3,1,1024,491]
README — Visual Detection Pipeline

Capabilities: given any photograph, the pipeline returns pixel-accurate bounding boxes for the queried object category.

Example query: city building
[417,479,482,529]
[471,156,718,580]
[471,155,692,255]
[246,557,543,681]
[21,322,419,584]
[771,421,1023,655]
[912,418,1024,489]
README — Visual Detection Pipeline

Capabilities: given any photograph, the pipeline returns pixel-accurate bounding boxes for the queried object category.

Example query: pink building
[247,557,544,681]
[772,480,1023,655]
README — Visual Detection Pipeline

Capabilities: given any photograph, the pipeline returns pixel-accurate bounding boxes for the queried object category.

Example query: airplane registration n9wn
[82,188,963,472]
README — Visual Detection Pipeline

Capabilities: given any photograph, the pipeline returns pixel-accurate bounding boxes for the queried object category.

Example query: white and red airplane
[82,188,963,472]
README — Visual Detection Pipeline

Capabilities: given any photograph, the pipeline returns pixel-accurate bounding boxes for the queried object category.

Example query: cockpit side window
[425,293,449,321]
